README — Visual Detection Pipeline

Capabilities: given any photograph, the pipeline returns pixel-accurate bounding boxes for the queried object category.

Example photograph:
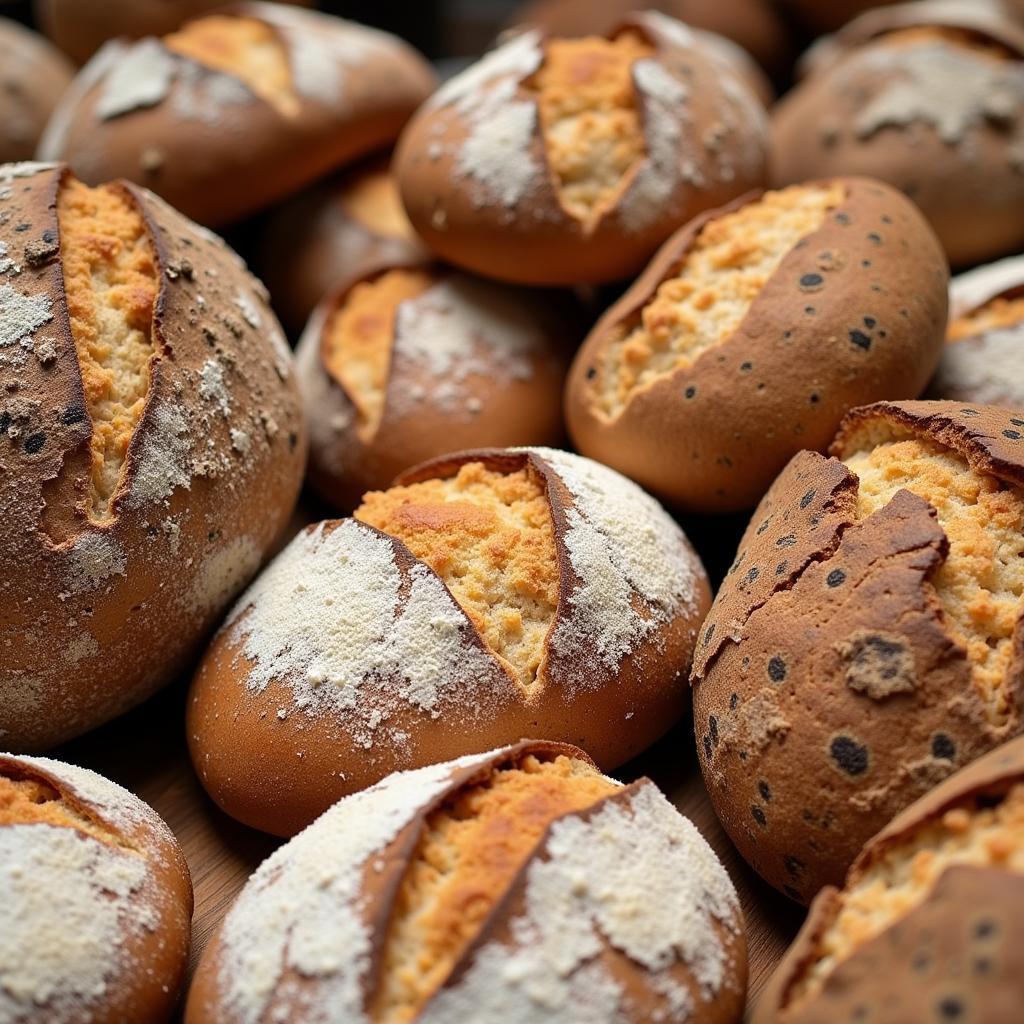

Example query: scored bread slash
[37,3,437,226]
[0,752,193,1024]
[187,446,710,837]
[185,740,747,1024]
[755,733,1024,1024]
[693,400,1024,903]
[0,162,307,751]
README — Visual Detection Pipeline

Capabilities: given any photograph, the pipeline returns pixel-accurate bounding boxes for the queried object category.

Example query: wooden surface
[55,672,805,1022]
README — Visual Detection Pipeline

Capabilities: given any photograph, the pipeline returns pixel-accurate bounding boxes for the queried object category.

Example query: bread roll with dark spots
[566,178,949,515]
[0,162,306,750]
[37,4,437,226]
[296,260,576,510]
[755,734,1024,1024]
[692,401,1024,902]
[0,753,193,1023]
[771,2,1024,267]
[394,11,767,286]
[187,447,710,836]
[186,741,746,1024]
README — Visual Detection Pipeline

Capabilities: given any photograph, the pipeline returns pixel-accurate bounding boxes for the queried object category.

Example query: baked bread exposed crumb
[340,167,418,238]
[948,295,1024,341]
[0,774,124,848]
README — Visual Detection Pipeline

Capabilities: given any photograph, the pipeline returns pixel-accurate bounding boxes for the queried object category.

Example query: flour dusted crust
[566,177,948,515]
[296,261,575,511]
[37,3,437,226]
[692,400,1024,903]
[771,3,1024,267]
[928,255,1024,407]
[0,18,73,165]
[394,11,767,286]
[187,446,710,836]
[257,156,429,333]
[0,163,306,750]
[185,741,745,1024]
[0,752,193,1023]
[755,735,1024,1024]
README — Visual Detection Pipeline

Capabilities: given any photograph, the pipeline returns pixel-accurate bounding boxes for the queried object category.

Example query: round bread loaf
[770,3,1024,267]
[297,261,575,511]
[258,155,428,334]
[186,740,746,1024]
[34,0,310,66]
[187,447,710,836]
[928,254,1024,407]
[394,11,768,286]
[754,734,1024,1024]
[0,18,73,165]
[566,178,949,515]
[692,400,1024,903]
[0,752,193,1023]
[0,161,307,751]
[507,0,790,78]
[37,3,437,226]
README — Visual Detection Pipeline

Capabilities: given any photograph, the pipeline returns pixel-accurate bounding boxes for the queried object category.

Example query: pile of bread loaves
[3,0,1024,1021]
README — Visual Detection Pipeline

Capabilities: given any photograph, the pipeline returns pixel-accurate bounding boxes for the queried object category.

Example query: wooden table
[56,672,805,1021]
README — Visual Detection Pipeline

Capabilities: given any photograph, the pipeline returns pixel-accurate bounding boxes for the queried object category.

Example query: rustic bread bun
[34,0,310,66]
[508,0,790,78]
[297,261,576,511]
[0,752,192,1023]
[186,740,746,1024]
[771,4,1024,268]
[0,162,306,751]
[187,447,710,836]
[692,400,1024,903]
[566,177,949,515]
[755,734,1024,1024]
[394,12,767,286]
[258,155,429,333]
[37,4,437,226]
[927,254,1024,406]
[0,18,73,165]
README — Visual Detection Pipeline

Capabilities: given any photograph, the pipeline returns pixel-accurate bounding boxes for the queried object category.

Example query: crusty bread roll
[0,162,306,751]
[692,401,1024,903]
[258,155,429,333]
[186,741,746,1024]
[566,177,949,515]
[928,254,1024,406]
[37,3,437,226]
[0,18,74,165]
[771,3,1024,267]
[394,11,768,286]
[296,260,576,511]
[755,734,1024,1024]
[507,0,790,78]
[0,752,193,1024]
[188,447,710,836]
[34,0,310,66]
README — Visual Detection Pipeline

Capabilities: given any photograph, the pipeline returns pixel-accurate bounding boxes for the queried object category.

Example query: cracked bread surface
[530,31,653,228]
[373,752,618,1022]
[58,176,158,521]
[948,294,1024,340]
[355,460,559,694]
[0,774,126,848]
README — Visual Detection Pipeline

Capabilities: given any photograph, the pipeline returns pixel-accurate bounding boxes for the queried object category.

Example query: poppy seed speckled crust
[566,177,949,515]
[691,400,1024,904]
[771,1,1024,268]
[754,735,1024,1024]
[0,162,307,751]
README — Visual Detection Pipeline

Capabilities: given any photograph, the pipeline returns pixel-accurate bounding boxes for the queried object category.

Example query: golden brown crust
[395,11,767,286]
[692,400,1024,903]
[0,18,74,164]
[0,163,306,750]
[38,4,437,226]
[754,735,1024,1024]
[0,753,193,1024]
[566,177,949,514]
